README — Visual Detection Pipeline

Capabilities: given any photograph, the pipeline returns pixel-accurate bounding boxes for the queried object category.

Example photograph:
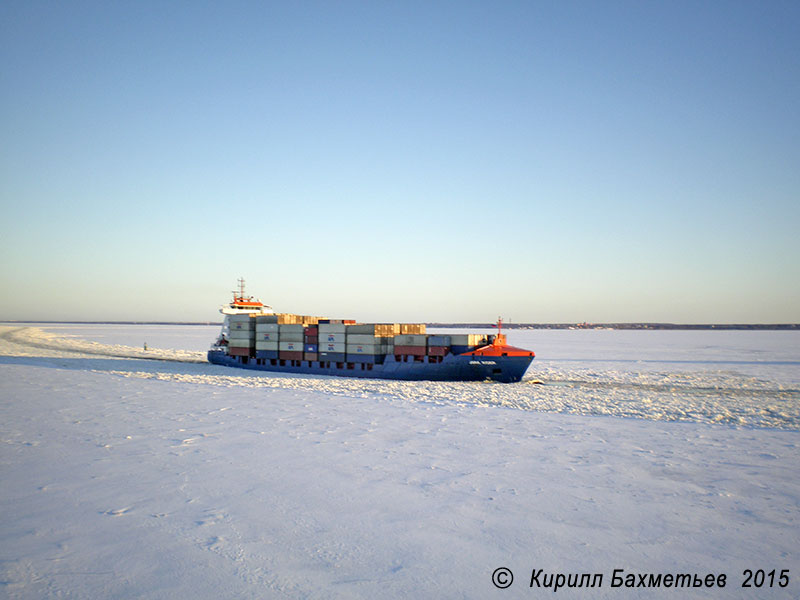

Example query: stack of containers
[255,314,280,359]
[427,334,451,356]
[393,333,428,356]
[228,314,255,356]
[318,320,346,362]
[278,324,304,360]
[304,324,318,361]
[345,323,399,364]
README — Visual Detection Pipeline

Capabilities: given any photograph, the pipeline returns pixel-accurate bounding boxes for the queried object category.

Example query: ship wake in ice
[2,326,798,430]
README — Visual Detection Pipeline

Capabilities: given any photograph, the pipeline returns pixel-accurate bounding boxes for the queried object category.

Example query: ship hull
[207,349,533,383]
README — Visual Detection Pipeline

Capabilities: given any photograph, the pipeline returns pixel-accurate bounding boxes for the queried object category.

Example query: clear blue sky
[1,1,798,323]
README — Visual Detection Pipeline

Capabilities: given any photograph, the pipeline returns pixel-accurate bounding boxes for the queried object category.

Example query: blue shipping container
[319,352,346,362]
[346,354,383,364]
[450,345,477,355]
[305,343,318,353]
[255,350,279,359]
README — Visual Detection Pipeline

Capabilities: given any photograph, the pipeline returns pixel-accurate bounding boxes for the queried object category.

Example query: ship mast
[234,277,247,303]
[493,316,507,345]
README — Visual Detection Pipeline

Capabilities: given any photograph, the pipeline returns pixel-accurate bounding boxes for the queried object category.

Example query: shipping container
[304,335,318,344]
[394,345,426,356]
[346,353,381,364]
[255,323,280,332]
[228,329,255,340]
[276,313,302,325]
[278,324,304,333]
[394,334,427,346]
[228,346,250,356]
[229,320,255,331]
[450,345,472,355]
[228,339,253,348]
[320,332,346,343]
[304,326,318,335]
[279,341,303,352]
[318,323,347,334]
[301,316,319,325]
[278,350,303,360]
[255,341,279,351]
[255,315,279,324]
[257,331,280,342]
[281,332,304,342]
[304,343,318,353]
[427,346,449,356]
[303,352,318,361]
[255,349,279,359]
[229,314,253,323]
[346,333,385,345]
[318,351,345,362]
[345,343,385,355]
[400,323,426,334]
[320,342,346,353]
[427,335,451,346]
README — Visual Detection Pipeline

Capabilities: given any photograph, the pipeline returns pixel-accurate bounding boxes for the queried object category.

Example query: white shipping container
[345,343,385,355]
[228,329,255,340]
[279,332,304,342]
[229,314,253,323]
[255,341,279,351]
[318,323,347,334]
[279,341,303,351]
[255,323,280,332]
[229,320,255,331]
[278,324,304,333]
[394,334,427,346]
[346,333,383,344]
[228,339,253,348]
[320,332,346,343]
[257,331,280,342]
[320,342,346,353]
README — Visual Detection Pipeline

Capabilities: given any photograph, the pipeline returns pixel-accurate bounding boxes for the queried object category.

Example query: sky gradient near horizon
[1,1,799,323]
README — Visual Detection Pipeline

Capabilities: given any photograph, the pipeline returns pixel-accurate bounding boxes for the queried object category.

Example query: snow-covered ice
[1,324,798,598]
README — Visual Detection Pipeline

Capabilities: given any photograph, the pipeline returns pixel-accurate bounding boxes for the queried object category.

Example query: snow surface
[1,324,799,599]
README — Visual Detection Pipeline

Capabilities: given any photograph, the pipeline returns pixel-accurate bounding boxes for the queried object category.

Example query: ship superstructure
[213,278,272,348]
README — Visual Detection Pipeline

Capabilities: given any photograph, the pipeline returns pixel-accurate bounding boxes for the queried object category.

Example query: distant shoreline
[2,321,797,330]
[429,323,799,331]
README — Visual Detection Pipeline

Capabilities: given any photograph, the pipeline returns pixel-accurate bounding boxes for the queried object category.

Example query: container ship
[207,280,535,383]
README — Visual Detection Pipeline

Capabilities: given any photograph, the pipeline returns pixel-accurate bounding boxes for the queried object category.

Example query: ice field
[1,324,798,598]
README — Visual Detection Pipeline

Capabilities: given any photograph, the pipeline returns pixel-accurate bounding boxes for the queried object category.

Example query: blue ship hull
[207,349,533,383]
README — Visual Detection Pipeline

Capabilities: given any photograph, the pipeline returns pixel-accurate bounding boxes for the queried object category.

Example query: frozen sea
[1,324,798,599]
